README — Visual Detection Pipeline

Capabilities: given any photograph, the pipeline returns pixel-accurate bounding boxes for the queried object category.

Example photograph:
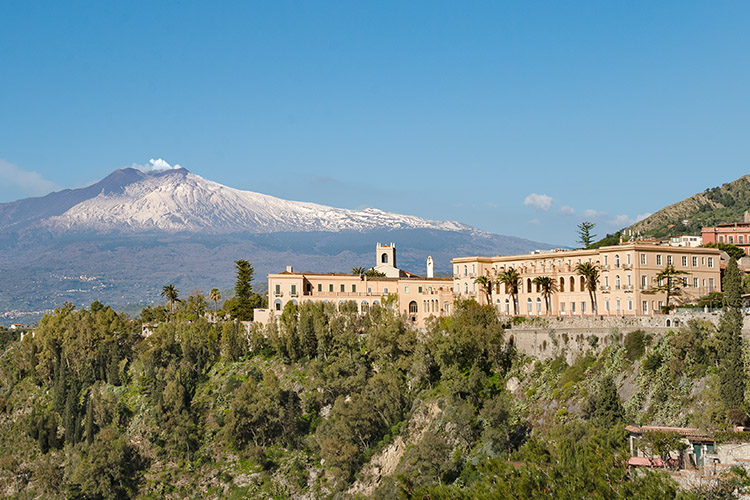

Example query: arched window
[527,298,533,314]
[570,276,575,292]
[615,254,620,268]
[463,265,468,276]
[559,277,565,292]
[274,299,282,311]
[361,301,369,313]
[505,299,510,315]
[527,278,532,293]
[615,275,621,290]
[465,283,468,294]
[580,276,585,290]
[409,301,418,313]
[536,297,542,314]
[381,253,388,264]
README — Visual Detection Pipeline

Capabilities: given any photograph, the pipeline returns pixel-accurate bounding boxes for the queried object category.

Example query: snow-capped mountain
[0,165,556,316]
[2,167,476,235]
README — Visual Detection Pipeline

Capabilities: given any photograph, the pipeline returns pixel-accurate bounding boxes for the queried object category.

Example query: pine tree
[583,375,624,426]
[718,258,746,411]
[233,260,256,321]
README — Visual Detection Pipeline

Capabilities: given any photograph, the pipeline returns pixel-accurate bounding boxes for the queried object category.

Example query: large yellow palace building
[451,242,722,317]
[253,243,455,327]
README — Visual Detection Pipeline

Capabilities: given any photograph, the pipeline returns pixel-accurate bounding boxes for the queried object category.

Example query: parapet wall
[505,311,750,362]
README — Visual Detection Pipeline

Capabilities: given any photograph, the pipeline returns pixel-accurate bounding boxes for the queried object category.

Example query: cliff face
[626,175,750,238]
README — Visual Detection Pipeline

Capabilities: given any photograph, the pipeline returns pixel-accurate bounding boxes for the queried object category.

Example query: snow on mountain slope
[42,168,479,234]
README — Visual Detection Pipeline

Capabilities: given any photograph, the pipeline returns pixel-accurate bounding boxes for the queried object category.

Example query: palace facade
[451,242,722,317]
[253,243,455,327]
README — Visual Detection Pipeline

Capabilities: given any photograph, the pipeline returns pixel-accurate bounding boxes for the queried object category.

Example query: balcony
[623,263,633,270]
[601,264,610,271]
[290,291,298,297]
[624,285,633,292]
[274,290,283,297]
[600,286,610,293]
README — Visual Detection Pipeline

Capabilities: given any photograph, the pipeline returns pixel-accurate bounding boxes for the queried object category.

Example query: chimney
[285,265,293,273]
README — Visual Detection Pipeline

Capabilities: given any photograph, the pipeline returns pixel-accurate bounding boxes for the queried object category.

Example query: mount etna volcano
[0,166,554,317]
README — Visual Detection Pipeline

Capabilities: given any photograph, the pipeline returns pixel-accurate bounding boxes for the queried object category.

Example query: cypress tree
[718,258,746,411]
[233,259,256,321]
[85,392,95,445]
[64,384,79,445]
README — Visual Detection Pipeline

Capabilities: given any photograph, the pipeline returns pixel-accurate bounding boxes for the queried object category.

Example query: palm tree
[161,284,179,314]
[532,276,557,315]
[498,267,521,315]
[351,266,367,276]
[654,265,689,312]
[474,274,493,305]
[575,262,600,314]
[209,288,221,317]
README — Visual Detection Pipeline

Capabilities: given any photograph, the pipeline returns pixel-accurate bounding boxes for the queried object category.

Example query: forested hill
[1,294,749,498]
[626,174,750,238]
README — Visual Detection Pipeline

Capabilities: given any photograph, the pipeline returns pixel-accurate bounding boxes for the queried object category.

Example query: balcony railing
[623,263,633,270]
[274,291,283,297]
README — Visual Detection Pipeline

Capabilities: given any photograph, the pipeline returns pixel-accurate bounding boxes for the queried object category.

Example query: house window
[605,300,610,312]
[740,235,745,244]
[418,286,423,293]
[329,284,334,292]
[641,275,647,289]
[317,284,322,292]
[642,301,648,314]
[615,275,621,290]
[708,257,714,268]
[681,256,687,266]
[682,277,688,287]
[291,284,297,296]
[581,302,586,314]
[361,301,369,312]
[463,265,468,276]
[628,300,633,311]
[560,277,565,292]
[404,285,409,293]
[560,302,566,314]
[408,301,418,313]
[571,302,576,314]
[465,283,468,294]
[340,284,345,293]
[527,298,533,314]
[537,298,542,314]
[656,255,663,266]
[692,256,698,267]
[615,255,620,268]
[368,287,372,294]
[616,298,621,313]
[604,255,609,266]
[693,278,698,288]
[640,254,647,265]
[384,287,389,294]
[627,254,631,265]
[627,275,632,287]
[275,284,281,295]
[730,236,734,244]
[709,278,714,291]
[667,255,673,266]
[352,284,357,293]
[605,276,609,288]
[274,299,282,311]
[719,235,725,243]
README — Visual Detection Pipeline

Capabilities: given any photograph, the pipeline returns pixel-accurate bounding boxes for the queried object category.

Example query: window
[604,255,609,266]
[682,277,688,287]
[352,284,357,293]
[368,286,372,294]
[616,298,621,313]
[628,300,633,311]
[384,287,389,294]
[527,298,533,314]
[404,285,409,293]
[381,253,389,264]
[709,278,714,291]
[741,235,745,244]
[559,277,565,292]
[463,265,468,276]
[418,286,423,293]
[656,255,663,265]
[719,235,725,243]
[275,284,281,295]
[692,256,698,267]
[702,257,706,265]
[329,284,334,292]
[570,276,575,292]
[537,298,542,314]
[627,275,632,287]
[581,302,586,314]
[317,283,322,292]
[708,257,714,268]
[472,264,476,275]
[693,278,698,288]
[667,255,673,266]
[641,275,647,289]
[605,300,610,312]
[605,276,609,288]
[560,302,566,314]
[615,275,621,290]
[615,255,620,268]
[340,284,345,293]
[640,254,647,265]
[291,284,297,296]
[627,254,631,265]
[408,301,418,313]
[571,302,576,314]
[682,256,687,266]
[505,299,510,315]
[465,283,468,294]
[580,276,585,290]
[730,236,734,244]
[361,301,369,313]
[274,299,282,311]
[642,301,648,314]
[658,300,663,310]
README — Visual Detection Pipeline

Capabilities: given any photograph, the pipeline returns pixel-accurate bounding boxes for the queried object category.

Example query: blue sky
[1,1,749,246]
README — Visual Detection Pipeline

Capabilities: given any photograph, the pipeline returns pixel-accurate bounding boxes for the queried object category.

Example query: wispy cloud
[523,193,553,211]
[0,159,61,197]
[130,158,183,172]
[559,205,575,216]
[528,218,541,225]
[583,208,607,219]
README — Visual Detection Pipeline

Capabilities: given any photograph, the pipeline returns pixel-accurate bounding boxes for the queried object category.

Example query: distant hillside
[627,174,750,238]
